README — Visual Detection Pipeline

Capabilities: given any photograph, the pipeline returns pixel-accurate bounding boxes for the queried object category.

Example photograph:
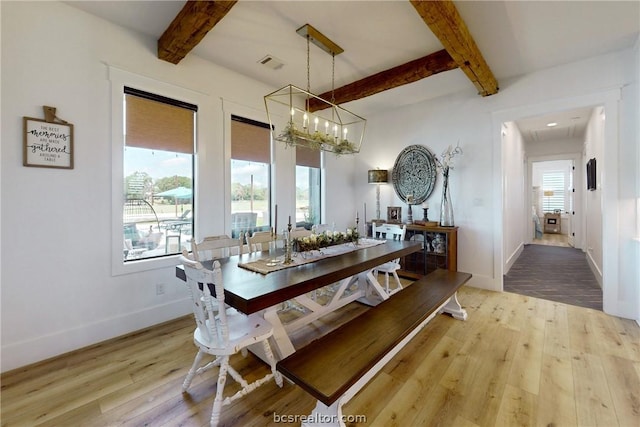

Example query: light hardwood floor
[532,232,570,247]
[2,286,639,426]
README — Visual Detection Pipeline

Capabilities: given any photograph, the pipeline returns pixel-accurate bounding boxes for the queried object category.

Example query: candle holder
[407,204,413,224]
[283,221,293,264]
[422,208,429,222]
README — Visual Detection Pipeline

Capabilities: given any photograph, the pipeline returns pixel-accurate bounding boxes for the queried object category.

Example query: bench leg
[301,399,345,427]
[441,292,468,320]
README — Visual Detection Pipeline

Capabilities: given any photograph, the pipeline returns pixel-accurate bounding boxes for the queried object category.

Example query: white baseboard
[504,243,524,275]
[586,251,603,289]
[466,274,501,292]
[1,298,192,373]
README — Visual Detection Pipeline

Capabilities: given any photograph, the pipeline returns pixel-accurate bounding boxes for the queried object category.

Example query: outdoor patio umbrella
[157,186,192,216]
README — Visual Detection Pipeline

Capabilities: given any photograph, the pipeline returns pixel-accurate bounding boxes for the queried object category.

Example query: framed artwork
[387,206,402,223]
[23,117,74,169]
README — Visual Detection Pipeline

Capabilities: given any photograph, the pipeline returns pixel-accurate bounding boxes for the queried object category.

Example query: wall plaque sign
[23,112,74,169]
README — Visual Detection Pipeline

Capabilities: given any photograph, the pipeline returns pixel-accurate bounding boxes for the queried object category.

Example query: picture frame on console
[387,206,402,223]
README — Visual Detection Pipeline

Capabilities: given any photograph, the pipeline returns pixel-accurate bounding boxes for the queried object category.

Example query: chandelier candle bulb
[325,121,329,134]
[303,113,308,129]
[314,117,319,132]
[333,124,338,138]
[343,128,348,140]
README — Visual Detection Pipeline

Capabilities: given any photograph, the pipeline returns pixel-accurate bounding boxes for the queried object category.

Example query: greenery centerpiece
[293,228,359,253]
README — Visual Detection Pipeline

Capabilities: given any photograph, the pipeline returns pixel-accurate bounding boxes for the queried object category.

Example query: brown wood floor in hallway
[2,286,638,426]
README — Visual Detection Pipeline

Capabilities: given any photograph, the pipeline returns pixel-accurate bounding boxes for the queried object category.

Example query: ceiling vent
[258,55,284,70]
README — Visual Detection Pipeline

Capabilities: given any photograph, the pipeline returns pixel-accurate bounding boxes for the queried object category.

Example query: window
[542,171,565,213]
[230,116,271,238]
[123,87,196,262]
[296,145,321,227]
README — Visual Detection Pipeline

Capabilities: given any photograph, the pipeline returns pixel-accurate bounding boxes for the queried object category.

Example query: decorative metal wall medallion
[391,144,437,204]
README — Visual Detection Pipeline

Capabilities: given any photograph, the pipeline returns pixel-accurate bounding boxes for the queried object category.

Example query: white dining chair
[179,253,282,427]
[311,223,331,234]
[246,230,279,254]
[371,223,407,295]
[191,235,244,261]
[289,227,312,239]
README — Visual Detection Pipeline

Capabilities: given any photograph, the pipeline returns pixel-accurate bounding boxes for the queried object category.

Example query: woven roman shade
[231,117,271,163]
[125,90,195,154]
[296,144,321,168]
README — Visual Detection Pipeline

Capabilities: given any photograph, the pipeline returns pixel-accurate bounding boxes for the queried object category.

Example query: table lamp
[368,169,388,220]
[543,190,554,212]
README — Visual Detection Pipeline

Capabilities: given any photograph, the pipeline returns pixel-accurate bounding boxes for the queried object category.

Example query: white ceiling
[65,0,639,140]
[515,106,594,144]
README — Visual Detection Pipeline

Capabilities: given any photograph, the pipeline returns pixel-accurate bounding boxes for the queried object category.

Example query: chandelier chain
[306,35,311,94]
[331,54,336,104]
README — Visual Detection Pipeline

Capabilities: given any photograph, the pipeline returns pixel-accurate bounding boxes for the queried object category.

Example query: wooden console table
[367,221,458,279]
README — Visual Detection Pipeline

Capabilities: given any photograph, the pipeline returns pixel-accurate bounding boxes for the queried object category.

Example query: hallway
[504,238,602,311]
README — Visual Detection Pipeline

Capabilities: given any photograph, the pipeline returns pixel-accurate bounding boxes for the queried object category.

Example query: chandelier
[264,24,366,155]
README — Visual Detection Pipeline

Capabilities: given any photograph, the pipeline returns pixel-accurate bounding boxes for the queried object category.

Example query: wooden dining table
[175,239,422,359]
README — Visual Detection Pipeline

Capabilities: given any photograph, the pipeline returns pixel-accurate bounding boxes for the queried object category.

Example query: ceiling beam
[158,1,237,64]
[308,49,457,112]
[410,0,498,96]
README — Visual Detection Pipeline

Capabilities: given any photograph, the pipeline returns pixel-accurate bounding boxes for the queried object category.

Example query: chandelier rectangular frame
[264,84,366,155]
[264,24,366,156]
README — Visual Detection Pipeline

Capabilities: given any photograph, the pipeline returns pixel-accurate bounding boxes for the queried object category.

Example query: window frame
[109,66,205,275]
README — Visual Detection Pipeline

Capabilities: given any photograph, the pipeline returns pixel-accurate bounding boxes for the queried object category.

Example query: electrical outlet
[156,283,165,296]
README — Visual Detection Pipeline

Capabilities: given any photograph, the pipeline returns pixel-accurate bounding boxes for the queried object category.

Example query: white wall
[618,36,640,323]
[502,122,527,273]
[1,2,638,372]
[526,136,583,158]
[583,109,605,283]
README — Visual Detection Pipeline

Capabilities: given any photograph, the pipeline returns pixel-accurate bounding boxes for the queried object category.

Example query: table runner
[238,238,385,275]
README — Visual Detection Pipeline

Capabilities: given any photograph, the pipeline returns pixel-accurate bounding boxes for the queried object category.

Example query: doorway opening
[500,105,605,311]
[531,159,575,248]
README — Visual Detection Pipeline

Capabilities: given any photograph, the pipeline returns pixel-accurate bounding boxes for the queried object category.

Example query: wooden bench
[276,269,472,426]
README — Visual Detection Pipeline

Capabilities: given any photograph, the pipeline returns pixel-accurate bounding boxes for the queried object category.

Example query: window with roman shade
[123,87,196,261]
[230,115,271,237]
